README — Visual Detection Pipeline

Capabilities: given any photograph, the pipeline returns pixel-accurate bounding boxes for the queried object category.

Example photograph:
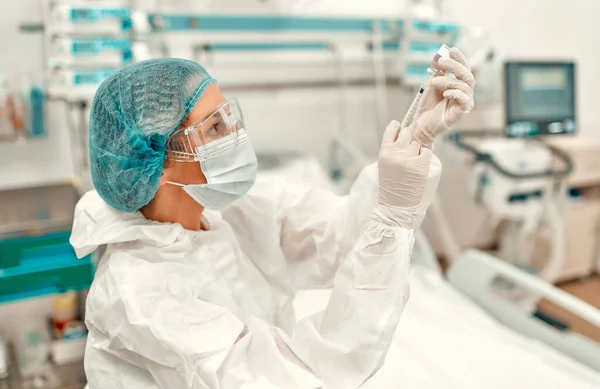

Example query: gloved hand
[374,120,433,229]
[410,47,476,148]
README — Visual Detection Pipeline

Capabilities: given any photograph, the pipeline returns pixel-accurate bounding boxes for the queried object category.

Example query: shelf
[0,231,93,304]
[0,184,78,241]
[149,15,403,33]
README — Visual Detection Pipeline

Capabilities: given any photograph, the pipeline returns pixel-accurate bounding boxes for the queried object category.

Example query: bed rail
[448,249,600,373]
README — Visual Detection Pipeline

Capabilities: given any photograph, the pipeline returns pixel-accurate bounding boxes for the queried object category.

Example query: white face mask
[167,130,257,210]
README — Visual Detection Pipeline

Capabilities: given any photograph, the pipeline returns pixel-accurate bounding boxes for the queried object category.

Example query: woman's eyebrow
[182,114,199,128]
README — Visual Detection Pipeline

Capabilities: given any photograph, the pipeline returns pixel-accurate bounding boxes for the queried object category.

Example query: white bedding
[294,266,600,389]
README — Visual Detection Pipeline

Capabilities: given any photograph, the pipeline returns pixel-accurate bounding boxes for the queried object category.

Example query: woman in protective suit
[70,49,475,389]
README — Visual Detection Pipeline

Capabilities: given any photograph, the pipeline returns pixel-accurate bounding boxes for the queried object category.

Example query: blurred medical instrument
[0,77,13,140]
[0,75,45,141]
[494,61,597,282]
[401,44,450,129]
[50,291,88,366]
[540,135,600,281]
[52,291,77,339]
[505,62,576,137]
[16,327,49,375]
[0,336,8,380]
[29,85,46,137]
[431,60,578,284]
[451,133,573,285]
[14,325,61,389]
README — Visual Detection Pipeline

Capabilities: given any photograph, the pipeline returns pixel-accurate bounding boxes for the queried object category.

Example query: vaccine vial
[433,44,451,67]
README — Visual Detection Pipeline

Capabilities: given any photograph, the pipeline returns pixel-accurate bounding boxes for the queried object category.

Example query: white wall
[450,0,600,130]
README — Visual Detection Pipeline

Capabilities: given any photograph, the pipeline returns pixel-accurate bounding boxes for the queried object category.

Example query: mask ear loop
[166,181,186,187]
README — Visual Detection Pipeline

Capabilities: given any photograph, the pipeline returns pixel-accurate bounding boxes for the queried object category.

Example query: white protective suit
[70,158,441,389]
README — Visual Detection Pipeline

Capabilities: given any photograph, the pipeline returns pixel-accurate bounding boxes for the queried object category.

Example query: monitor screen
[504,62,576,137]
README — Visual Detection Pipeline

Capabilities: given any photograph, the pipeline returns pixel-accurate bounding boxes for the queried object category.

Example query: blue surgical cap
[88,58,216,212]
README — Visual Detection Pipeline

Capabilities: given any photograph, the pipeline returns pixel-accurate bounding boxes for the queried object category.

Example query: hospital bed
[258,155,600,389]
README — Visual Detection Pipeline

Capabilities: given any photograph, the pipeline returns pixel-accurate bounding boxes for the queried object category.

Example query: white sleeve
[250,156,441,290]
[276,163,380,289]
[88,222,413,389]
[289,219,414,389]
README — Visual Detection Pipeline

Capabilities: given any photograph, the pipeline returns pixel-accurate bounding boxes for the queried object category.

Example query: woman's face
[162,83,226,186]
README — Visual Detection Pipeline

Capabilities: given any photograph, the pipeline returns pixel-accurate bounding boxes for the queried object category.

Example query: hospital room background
[1,0,600,387]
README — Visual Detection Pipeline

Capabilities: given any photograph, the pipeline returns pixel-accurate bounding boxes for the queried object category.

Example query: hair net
[88,58,216,212]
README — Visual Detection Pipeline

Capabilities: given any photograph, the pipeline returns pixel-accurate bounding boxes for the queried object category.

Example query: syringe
[400,44,451,129]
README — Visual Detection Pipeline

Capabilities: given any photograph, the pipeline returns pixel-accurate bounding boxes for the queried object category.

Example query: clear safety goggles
[166,99,245,162]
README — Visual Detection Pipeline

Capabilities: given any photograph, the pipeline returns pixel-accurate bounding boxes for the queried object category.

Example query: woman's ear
[160,158,176,186]
[159,162,173,186]
[159,173,169,186]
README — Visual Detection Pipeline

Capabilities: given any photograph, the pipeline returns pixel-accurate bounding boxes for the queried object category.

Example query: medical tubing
[450,131,574,180]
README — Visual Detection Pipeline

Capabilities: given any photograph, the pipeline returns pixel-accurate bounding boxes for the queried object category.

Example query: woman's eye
[208,121,222,135]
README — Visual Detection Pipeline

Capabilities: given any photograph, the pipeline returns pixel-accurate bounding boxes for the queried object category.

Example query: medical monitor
[504,61,576,137]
